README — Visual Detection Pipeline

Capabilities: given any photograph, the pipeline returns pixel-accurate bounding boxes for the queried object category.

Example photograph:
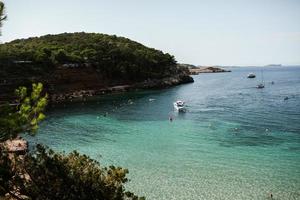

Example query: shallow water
[28,66,300,199]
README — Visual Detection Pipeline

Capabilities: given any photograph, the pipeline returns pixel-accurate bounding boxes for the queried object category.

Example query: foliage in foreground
[0,1,6,34]
[0,83,48,142]
[0,145,143,200]
[0,82,143,199]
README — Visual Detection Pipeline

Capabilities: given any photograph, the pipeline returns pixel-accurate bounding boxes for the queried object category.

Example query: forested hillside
[0,32,177,80]
[0,32,193,102]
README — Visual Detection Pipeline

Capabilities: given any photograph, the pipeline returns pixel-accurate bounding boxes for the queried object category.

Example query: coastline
[31,67,300,200]
[50,74,194,103]
[189,66,231,75]
[0,63,194,105]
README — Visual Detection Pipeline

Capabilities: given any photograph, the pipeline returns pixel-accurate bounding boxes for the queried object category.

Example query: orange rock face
[3,138,28,154]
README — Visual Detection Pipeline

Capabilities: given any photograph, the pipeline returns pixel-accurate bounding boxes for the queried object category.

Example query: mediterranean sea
[28,66,300,200]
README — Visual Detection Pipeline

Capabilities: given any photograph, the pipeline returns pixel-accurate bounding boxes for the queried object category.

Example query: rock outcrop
[0,63,193,104]
[189,66,231,75]
[1,138,28,155]
[48,69,193,103]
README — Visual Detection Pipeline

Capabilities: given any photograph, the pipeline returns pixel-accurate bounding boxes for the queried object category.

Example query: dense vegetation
[0,32,177,81]
[0,145,143,200]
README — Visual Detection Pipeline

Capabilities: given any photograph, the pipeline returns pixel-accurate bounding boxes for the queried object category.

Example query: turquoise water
[28,67,300,199]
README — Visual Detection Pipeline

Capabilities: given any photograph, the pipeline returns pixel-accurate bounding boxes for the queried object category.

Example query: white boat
[173,100,186,112]
[256,70,265,89]
[247,73,256,78]
[256,83,265,89]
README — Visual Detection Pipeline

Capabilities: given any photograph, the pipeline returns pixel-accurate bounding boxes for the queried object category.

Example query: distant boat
[247,73,256,78]
[256,70,265,89]
[256,83,265,89]
[173,100,187,112]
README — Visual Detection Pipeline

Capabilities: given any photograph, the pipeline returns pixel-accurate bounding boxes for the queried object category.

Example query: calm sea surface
[28,66,300,200]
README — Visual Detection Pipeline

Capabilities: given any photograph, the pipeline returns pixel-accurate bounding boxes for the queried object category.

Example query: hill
[0,32,193,102]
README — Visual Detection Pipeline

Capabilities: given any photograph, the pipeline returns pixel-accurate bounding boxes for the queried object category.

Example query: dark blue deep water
[29,66,300,199]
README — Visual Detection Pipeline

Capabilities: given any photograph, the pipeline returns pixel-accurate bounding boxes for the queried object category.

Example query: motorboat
[173,100,186,112]
[256,83,265,89]
[247,73,256,78]
[256,70,265,89]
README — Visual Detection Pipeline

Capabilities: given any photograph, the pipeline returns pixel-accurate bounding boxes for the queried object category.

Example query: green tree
[0,1,6,35]
[0,83,48,142]
[0,32,180,83]
[53,49,69,63]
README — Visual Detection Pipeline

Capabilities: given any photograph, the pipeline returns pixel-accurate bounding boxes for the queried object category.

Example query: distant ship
[265,64,282,67]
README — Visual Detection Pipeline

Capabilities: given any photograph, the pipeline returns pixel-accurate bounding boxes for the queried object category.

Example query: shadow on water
[46,85,191,122]
[287,146,300,152]
[218,133,285,147]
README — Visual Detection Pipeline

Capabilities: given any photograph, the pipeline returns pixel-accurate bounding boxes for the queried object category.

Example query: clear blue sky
[1,0,300,66]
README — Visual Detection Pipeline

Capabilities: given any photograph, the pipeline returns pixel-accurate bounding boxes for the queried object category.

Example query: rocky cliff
[0,64,193,104]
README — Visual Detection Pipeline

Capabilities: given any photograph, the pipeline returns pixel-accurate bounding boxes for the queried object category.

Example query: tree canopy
[0,83,48,142]
[0,1,6,35]
[0,32,177,81]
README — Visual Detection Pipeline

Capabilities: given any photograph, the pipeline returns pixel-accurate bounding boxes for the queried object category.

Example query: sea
[27,66,300,200]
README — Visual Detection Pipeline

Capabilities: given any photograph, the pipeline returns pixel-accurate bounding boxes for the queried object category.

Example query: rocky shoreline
[50,74,194,103]
[0,64,194,105]
[189,66,231,75]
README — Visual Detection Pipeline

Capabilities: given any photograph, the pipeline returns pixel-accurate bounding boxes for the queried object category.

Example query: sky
[1,0,300,66]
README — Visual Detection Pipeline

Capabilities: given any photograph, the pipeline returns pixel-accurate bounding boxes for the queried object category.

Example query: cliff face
[0,64,193,103]
[47,64,193,103]
[48,66,107,93]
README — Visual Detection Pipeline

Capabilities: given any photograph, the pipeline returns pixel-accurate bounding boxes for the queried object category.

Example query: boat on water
[173,100,186,112]
[256,83,265,89]
[256,70,265,89]
[247,73,256,78]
